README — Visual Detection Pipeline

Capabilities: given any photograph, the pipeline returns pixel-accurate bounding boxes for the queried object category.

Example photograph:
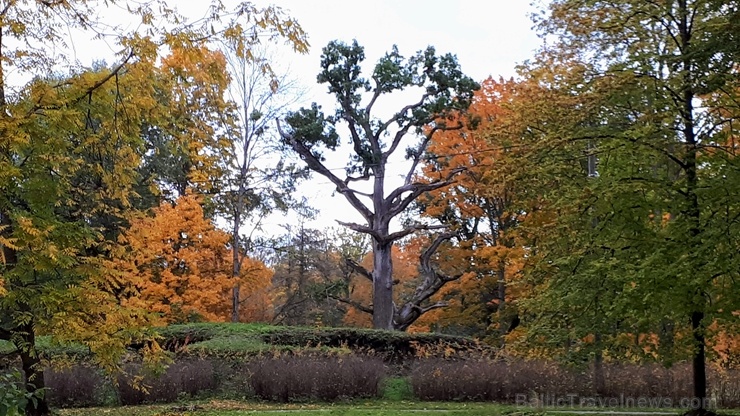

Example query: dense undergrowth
[1,323,739,410]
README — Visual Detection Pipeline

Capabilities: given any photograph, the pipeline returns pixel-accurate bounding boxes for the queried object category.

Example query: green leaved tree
[518,0,740,409]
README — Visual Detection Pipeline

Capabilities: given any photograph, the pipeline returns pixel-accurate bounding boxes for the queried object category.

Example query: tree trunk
[392,306,416,332]
[17,324,50,416]
[372,240,394,330]
[678,0,706,407]
[593,333,606,396]
[231,208,241,323]
[496,260,507,344]
[231,285,240,323]
[691,311,707,408]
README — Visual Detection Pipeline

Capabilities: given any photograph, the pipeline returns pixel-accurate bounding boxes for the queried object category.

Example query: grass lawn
[58,400,520,416]
[56,400,740,416]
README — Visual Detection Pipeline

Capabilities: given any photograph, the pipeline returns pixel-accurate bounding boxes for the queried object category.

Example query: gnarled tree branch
[336,220,382,241]
[386,167,466,219]
[277,120,374,221]
[384,224,448,244]
[329,294,373,315]
[345,258,372,282]
[392,232,462,330]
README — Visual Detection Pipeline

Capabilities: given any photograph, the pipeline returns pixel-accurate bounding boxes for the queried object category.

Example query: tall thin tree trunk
[496,260,507,344]
[298,226,306,299]
[678,0,706,406]
[691,311,707,406]
[231,285,240,323]
[231,208,241,323]
[593,332,606,396]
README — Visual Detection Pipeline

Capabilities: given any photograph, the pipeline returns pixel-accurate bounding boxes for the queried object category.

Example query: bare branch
[31,49,136,116]
[392,231,462,329]
[386,167,466,219]
[382,122,414,160]
[386,167,465,205]
[403,122,464,185]
[403,135,434,184]
[384,224,448,244]
[365,80,383,115]
[417,302,448,314]
[329,295,373,315]
[336,220,382,240]
[420,232,458,278]
[345,258,372,282]
[345,115,371,160]
[277,120,374,221]
[344,169,371,185]
[377,93,430,139]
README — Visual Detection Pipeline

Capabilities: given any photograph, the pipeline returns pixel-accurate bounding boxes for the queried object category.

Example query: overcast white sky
[274,0,540,83]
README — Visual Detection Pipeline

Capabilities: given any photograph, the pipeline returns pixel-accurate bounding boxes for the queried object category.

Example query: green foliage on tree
[515,0,740,408]
[0,369,42,416]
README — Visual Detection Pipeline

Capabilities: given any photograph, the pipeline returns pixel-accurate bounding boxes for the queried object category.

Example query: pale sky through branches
[28,0,542,236]
[251,0,542,233]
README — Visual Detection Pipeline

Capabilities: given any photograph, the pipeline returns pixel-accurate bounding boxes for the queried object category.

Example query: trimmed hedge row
[410,359,740,409]
[159,323,493,361]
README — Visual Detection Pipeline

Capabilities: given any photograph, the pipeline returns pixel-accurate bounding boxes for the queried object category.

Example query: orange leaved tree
[118,195,272,323]
[414,77,531,342]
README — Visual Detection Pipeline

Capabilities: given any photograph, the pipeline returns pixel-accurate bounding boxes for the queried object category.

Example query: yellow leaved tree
[0,2,307,414]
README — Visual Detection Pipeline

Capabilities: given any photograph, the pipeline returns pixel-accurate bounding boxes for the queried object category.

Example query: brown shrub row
[410,359,740,408]
[40,357,740,408]
[43,355,384,407]
[248,355,385,402]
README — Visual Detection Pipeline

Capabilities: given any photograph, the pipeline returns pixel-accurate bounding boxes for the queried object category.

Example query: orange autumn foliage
[414,77,531,339]
[118,194,272,323]
[709,316,740,368]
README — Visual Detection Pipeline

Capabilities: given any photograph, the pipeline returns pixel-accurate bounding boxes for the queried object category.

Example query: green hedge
[2,323,493,363]
[159,323,493,361]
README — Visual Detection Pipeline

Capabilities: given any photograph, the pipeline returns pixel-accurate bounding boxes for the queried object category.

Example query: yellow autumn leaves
[113,194,272,324]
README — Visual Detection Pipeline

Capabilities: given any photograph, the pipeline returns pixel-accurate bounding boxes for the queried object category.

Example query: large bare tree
[278,40,479,330]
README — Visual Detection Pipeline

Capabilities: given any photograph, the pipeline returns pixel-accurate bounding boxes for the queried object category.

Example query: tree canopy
[509,0,740,407]
[0,1,307,414]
